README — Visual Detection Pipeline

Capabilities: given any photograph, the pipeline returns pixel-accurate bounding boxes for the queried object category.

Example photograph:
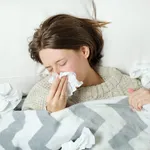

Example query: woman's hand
[128,88,150,111]
[46,76,68,112]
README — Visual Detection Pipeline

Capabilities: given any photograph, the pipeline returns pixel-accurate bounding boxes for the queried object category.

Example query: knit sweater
[22,66,141,110]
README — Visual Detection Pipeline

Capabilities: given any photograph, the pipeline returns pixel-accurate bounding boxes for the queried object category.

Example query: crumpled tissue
[0,83,22,115]
[48,72,83,97]
[130,62,150,89]
[61,127,95,150]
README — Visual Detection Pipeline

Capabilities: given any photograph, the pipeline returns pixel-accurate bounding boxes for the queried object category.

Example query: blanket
[0,96,150,150]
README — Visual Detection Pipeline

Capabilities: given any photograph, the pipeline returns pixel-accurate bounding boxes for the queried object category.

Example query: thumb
[128,88,134,93]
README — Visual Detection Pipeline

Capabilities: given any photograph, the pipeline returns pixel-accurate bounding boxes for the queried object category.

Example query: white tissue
[61,127,95,150]
[48,72,83,97]
[0,83,22,114]
[130,62,150,88]
[0,83,11,96]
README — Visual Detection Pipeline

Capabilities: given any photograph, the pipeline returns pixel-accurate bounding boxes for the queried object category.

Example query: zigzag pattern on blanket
[0,97,150,150]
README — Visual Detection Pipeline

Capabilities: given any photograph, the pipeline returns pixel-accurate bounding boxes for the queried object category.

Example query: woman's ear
[80,46,90,59]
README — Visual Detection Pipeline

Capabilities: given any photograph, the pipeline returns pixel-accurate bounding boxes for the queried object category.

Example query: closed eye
[46,66,53,72]
[48,68,53,72]
[58,61,67,66]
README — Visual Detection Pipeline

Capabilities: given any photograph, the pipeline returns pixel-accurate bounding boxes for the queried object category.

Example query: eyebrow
[45,58,65,68]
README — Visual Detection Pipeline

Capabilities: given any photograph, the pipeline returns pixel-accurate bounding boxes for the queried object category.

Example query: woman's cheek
[60,65,74,73]
[63,64,83,81]
[65,64,76,72]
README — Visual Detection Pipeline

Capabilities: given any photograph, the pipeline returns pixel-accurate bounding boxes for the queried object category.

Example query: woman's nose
[53,66,60,74]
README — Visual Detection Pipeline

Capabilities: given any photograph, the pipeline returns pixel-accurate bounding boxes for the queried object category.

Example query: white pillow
[0,0,94,95]
[94,0,150,74]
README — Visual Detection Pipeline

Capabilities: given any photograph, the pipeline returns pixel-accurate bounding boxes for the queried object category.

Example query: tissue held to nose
[46,72,83,112]
[49,72,83,97]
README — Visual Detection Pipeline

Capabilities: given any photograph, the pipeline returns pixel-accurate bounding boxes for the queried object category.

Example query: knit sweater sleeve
[22,76,50,110]
[119,72,142,96]
[99,66,142,97]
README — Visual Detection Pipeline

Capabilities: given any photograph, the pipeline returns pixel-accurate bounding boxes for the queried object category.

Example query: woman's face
[39,47,91,82]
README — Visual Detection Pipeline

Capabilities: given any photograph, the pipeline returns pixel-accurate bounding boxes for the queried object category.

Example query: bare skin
[128,88,150,111]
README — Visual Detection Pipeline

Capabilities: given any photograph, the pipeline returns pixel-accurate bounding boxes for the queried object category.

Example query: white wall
[94,0,150,74]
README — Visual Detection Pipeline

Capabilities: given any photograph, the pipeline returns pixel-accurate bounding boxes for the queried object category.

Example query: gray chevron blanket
[0,96,150,150]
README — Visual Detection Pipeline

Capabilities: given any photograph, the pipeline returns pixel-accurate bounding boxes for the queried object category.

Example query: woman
[22,14,150,112]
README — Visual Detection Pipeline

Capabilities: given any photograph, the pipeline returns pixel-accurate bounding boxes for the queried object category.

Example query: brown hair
[29,14,108,68]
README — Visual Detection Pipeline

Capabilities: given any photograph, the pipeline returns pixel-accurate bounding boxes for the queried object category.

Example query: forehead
[39,48,76,64]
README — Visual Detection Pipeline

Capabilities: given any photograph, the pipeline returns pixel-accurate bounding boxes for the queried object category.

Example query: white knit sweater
[22,66,141,110]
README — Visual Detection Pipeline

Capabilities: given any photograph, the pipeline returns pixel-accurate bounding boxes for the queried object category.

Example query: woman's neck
[83,68,104,87]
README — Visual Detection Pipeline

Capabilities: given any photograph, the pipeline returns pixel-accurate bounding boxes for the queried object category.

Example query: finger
[137,97,149,110]
[131,94,139,110]
[48,77,60,100]
[137,102,142,110]
[134,99,141,111]
[130,95,139,110]
[54,76,66,99]
[136,94,144,110]
[128,92,136,107]
[60,77,68,102]
[128,88,135,106]
[131,92,143,110]
[129,89,141,106]
[129,88,149,111]
[142,90,150,106]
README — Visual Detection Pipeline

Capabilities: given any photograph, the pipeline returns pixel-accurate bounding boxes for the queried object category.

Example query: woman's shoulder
[22,76,50,110]
[34,75,50,89]
[98,66,123,79]
[27,75,51,97]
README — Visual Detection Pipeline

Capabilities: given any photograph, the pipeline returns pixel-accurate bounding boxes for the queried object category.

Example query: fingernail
[128,88,134,93]
[138,105,142,110]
